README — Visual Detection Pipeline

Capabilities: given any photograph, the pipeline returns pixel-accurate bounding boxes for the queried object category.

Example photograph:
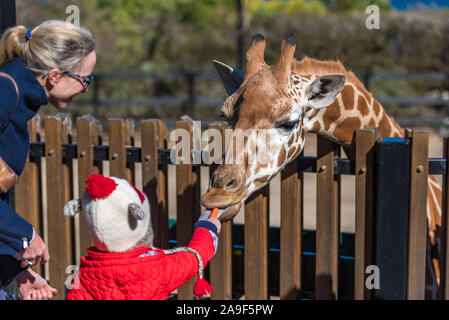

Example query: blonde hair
[0,20,95,74]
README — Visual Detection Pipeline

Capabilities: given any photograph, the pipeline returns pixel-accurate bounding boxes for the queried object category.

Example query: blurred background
[3,0,448,130]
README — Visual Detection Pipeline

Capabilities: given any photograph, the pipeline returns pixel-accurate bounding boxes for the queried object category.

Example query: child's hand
[16,269,57,300]
[206,218,221,234]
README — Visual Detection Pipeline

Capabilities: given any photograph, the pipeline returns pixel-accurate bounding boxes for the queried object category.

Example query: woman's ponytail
[0,25,28,67]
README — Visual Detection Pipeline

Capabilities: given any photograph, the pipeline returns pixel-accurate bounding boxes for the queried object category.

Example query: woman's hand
[15,269,57,300]
[17,233,50,268]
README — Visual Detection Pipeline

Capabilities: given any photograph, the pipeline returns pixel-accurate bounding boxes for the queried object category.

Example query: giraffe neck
[294,75,405,149]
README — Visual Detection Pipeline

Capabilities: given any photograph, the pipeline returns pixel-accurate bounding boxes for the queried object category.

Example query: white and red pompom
[85,174,118,200]
[194,275,214,297]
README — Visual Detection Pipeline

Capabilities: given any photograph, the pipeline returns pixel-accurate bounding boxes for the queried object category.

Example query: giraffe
[200,33,442,299]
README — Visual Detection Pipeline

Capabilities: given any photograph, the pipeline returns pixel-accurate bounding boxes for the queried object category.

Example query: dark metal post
[236,0,243,70]
[373,137,410,299]
[0,0,16,35]
[92,74,101,119]
[183,72,195,118]
[363,69,372,91]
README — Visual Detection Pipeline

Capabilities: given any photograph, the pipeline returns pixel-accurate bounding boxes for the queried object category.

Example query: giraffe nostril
[225,179,237,189]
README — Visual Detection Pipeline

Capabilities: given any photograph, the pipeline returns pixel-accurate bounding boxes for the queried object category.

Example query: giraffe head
[201,34,346,220]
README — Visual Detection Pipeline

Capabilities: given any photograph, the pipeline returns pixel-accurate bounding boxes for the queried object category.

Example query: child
[63,173,220,300]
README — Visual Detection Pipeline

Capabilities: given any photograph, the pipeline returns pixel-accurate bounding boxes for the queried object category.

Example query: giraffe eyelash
[276,119,299,133]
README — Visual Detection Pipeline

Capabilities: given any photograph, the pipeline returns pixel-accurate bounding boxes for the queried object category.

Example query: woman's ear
[46,68,62,86]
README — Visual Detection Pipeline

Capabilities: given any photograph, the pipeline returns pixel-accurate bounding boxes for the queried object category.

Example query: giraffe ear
[305,74,346,109]
[213,60,244,96]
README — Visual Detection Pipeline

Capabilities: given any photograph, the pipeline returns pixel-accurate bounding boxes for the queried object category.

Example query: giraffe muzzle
[200,187,246,209]
[202,163,247,220]
[200,203,242,221]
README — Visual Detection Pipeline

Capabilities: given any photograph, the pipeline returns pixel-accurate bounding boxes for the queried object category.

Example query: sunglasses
[65,72,94,91]
[43,71,94,91]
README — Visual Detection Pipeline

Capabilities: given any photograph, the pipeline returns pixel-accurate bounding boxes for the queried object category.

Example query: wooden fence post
[141,119,169,249]
[15,116,43,276]
[244,186,269,300]
[354,128,379,300]
[208,121,233,300]
[407,130,429,299]
[176,120,201,299]
[315,136,340,300]
[44,116,71,298]
[108,119,128,180]
[57,114,75,268]
[280,156,303,299]
[124,119,135,184]
[76,115,102,260]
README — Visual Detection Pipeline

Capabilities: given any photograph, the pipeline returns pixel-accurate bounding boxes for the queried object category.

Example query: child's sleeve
[161,221,218,294]
[66,280,93,300]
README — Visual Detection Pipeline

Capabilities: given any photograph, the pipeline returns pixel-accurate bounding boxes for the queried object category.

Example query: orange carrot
[210,207,219,219]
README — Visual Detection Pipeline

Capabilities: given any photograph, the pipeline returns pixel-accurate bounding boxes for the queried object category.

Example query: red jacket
[66,227,216,300]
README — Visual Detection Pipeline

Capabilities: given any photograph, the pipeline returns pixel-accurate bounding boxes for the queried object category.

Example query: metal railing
[71,70,449,124]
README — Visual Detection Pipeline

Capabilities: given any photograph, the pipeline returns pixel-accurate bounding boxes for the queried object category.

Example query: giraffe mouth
[201,187,247,206]
[201,187,246,221]
[201,203,242,221]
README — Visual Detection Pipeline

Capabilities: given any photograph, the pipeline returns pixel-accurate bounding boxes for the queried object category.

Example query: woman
[0,20,96,300]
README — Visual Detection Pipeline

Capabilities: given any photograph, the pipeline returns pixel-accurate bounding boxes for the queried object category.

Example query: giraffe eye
[276,120,299,133]
[219,112,227,120]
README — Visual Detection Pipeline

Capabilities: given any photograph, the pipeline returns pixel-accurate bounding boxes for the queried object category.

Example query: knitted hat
[64,174,152,252]
[63,174,213,297]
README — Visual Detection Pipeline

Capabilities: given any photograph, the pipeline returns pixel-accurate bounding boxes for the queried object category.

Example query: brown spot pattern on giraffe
[378,115,391,137]
[322,100,341,131]
[288,133,295,145]
[332,117,362,145]
[277,145,287,167]
[287,146,297,159]
[358,96,370,117]
[312,121,321,132]
[373,100,381,117]
[340,85,354,111]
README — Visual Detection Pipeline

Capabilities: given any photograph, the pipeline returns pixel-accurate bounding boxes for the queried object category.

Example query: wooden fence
[11,114,449,300]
